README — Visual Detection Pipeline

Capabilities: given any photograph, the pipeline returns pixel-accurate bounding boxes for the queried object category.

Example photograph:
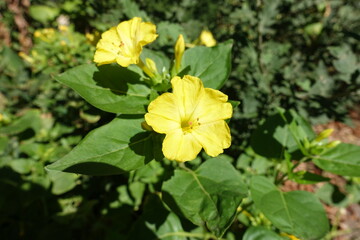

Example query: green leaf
[243,226,285,240]
[251,176,329,240]
[328,45,358,74]
[9,159,36,174]
[119,0,150,21]
[315,183,347,207]
[0,110,42,135]
[46,117,156,175]
[48,171,78,195]
[290,171,330,184]
[162,158,247,238]
[156,22,186,47]
[181,40,233,89]
[55,64,151,114]
[0,46,25,74]
[0,135,9,155]
[127,194,186,240]
[304,22,323,37]
[129,181,146,209]
[312,143,360,177]
[29,5,60,24]
[250,109,315,158]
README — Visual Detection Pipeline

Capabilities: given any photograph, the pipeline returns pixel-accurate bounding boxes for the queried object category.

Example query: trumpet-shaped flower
[94,17,158,67]
[145,75,232,162]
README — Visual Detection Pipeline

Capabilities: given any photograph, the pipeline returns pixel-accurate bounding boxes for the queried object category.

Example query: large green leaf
[55,64,151,114]
[181,40,233,89]
[312,143,360,177]
[251,176,329,240]
[46,117,157,175]
[162,158,247,238]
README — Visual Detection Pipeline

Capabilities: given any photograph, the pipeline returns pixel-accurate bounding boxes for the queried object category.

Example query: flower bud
[174,34,185,72]
[315,128,334,142]
[325,140,341,148]
[145,58,158,75]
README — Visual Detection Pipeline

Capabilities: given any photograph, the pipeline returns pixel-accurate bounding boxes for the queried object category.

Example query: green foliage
[251,176,329,239]
[243,226,286,240]
[312,143,360,176]
[47,117,157,175]
[1,0,360,239]
[55,64,151,114]
[163,158,247,238]
[181,40,233,89]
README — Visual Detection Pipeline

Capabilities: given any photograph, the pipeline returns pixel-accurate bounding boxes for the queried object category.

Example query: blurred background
[0,0,359,239]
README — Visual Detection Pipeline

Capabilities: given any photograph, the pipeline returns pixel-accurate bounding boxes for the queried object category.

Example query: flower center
[116,41,125,55]
[181,118,200,134]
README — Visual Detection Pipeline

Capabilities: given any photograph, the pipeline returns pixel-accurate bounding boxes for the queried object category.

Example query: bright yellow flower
[93,17,158,67]
[174,34,185,72]
[145,75,232,162]
[199,30,217,47]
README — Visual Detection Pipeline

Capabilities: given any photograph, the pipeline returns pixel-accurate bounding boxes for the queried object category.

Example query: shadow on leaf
[93,64,143,96]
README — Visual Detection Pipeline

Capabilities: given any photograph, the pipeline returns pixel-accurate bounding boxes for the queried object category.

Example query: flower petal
[94,18,157,67]
[138,22,158,45]
[162,129,202,162]
[145,113,180,134]
[116,55,134,67]
[171,75,205,119]
[94,49,117,65]
[194,88,232,123]
[145,92,181,133]
[192,120,231,157]
[147,93,180,121]
[94,27,120,65]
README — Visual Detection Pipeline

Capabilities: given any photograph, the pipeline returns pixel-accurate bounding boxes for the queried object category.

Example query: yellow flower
[174,34,185,72]
[145,75,232,162]
[93,17,158,67]
[199,30,216,47]
[34,30,42,38]
[58,25,68,32]
[86,31,101,46]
